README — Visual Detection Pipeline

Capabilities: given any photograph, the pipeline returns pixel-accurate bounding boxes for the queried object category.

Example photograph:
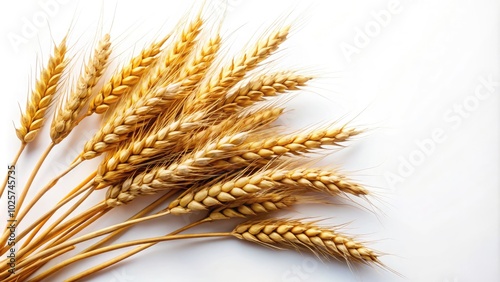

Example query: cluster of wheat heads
[0,6,388,281]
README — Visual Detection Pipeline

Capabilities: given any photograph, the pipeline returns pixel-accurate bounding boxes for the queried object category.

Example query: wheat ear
[184,26,290,114]
[219,126,361,167]
[50,34,112,144]
[271,168,368,196]
[126,16,206,107]
[16,37,68,143]
[87,34,169,115]
[208,193,298,220]
[223,71,311,112]
[233,219,380,264]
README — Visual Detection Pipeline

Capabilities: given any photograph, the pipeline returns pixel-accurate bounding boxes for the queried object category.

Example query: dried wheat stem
[233,219,380,264]
[17,185,97,261]
[51,34,112,143]
[11,208,172,275]
[88,34,170,115]
[0,143,26,199]
[10,158,85,230]
[184,26,290,113]
[224,71,311,112]
[105,132,249,206]
[69,214,209,281]
[16,37,68,143]
[83,190,178,253]
[28,232,231,282]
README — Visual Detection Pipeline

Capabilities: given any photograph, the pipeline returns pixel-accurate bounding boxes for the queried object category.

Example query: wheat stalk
[233,218,381,264]
[16,37,68,143]
[50,34,112,144]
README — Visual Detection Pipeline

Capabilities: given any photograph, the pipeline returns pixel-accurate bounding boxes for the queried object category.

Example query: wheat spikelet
[87,34,170,115]
[208,193,298,220]
[233,219,380,264]
[50,34,112,144]
[184,26,290,114]
[105,132,249,206]
[16,37,68,143]
[223,71,311,112]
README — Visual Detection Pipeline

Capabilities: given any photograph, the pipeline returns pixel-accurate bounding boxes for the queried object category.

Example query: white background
[0,0,498,281]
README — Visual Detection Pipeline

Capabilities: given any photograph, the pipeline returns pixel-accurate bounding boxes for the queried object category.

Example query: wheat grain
[87,34,170,115]
[16,37,68,143]
[50,34,112,144]
[233,219,380,264]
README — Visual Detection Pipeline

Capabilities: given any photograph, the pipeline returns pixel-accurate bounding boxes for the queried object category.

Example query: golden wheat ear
[16,37,68,144]
[50,34,112,144]
[233,218,381,265]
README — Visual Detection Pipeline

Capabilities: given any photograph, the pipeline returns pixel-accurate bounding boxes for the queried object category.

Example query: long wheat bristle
[184,26,290,114]
[87,34,170,115]
[223,71,311,112]
[233,219,380,264]
[50,34,112,144]
[16,37,68,143]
